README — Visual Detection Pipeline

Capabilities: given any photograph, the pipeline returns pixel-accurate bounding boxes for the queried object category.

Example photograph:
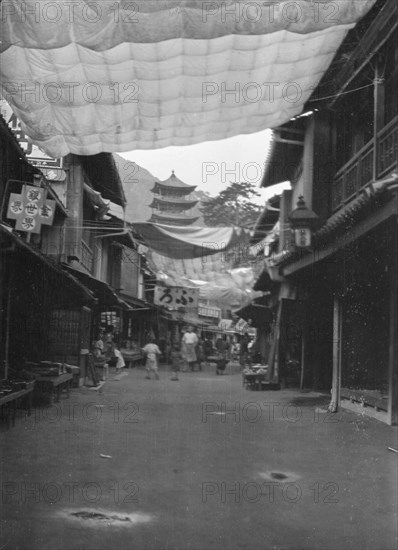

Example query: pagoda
[149,170,200,226]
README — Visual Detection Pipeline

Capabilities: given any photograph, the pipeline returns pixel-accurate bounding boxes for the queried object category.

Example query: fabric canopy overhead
[133,222,250,259]
[137,224,263,309]
[149,250,263,310]
[0,0,376,157]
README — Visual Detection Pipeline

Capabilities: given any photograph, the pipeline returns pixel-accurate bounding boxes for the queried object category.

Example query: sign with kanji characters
[154,285,199,309]
[293,227,312,248]
[198,304,221,319]
[7,184,56,234]
[0,100,63,169]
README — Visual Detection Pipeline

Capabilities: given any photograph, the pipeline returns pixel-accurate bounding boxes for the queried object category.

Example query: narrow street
[1,365,397,550]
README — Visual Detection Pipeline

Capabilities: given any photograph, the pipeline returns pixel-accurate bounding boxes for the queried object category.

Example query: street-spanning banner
[0,1,376,156]
[133,223,251,259]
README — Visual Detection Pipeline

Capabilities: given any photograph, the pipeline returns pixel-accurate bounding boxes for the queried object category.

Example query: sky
[119,128,291,205]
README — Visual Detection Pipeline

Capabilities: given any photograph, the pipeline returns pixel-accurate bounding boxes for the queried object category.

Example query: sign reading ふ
[7,184,56,234]
[154,285,199,309]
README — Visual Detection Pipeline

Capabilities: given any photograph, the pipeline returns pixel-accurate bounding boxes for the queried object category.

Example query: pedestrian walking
[215,336,228,375]
[203,337,213,365]
[112,343,126,374]
[182,326,198,372]
[165,338,172,364]
[142,337,161,380]
[170,343,183,381]
[196,336,205,371]
[180,330,188,372]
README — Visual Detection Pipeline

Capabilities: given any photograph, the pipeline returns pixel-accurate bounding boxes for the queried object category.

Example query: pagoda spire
[149,170,200,226]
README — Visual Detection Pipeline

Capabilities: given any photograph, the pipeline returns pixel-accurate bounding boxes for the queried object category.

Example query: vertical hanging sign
[7,184,56,234]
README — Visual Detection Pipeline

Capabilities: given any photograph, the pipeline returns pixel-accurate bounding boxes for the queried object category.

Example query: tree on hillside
[200,182,262,227]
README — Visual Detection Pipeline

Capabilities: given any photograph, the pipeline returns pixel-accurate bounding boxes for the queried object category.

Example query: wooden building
[253,0,398,424]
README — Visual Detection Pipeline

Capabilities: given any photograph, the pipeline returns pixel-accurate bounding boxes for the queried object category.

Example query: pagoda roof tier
[151,170,197,193]
[149,195,198,209]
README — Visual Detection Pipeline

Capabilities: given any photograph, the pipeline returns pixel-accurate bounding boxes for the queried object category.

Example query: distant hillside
[113,154,207,224]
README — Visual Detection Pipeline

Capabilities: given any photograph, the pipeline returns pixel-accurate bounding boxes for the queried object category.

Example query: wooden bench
[0,385,35,428]
[34,373,73,404]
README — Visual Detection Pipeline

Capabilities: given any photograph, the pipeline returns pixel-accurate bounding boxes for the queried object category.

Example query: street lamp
[288,195,318,248]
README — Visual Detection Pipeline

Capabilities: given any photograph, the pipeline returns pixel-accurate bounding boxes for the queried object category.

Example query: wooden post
[3,267,12,381]
[373,58,385,180]
[64,154,84,261]
[329,296,342,412]
[387,214,398,425]
[300,331,305,391]
[268,300,283,384]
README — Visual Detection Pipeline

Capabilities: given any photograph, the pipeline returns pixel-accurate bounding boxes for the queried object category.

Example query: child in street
[142,337,161,380]
[170,343,183,381]
[113,343,126,375]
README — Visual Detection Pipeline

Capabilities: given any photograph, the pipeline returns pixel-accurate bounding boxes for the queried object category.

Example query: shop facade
[253,0,398,423]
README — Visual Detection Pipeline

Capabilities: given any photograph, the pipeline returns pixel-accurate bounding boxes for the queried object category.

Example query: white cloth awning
[0,0,376,157]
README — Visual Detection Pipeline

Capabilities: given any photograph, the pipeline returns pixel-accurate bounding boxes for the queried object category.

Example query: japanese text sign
[7,184,56,234]
[154,285,199,309]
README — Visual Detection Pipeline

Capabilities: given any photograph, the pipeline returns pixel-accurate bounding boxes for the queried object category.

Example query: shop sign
[219,319,233,330]
[7,184,55,234]
[154,285,199,308]
[198,305,220,318]
[235,318,248,332]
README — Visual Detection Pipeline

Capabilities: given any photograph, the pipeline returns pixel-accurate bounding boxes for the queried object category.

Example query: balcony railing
[81,240,94,273]
[331,115,398,211]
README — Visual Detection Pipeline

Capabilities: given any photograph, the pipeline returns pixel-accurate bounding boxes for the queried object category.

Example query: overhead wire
[308,82,374,103]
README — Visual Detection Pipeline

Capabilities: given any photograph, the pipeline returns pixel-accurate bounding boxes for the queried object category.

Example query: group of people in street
[142,327,257,380]
[141,326,203,381]
[91,329,126,375]
[91,324,257,383]
[142,326,219,381]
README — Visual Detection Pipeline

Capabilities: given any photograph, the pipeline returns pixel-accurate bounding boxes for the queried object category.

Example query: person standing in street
[113,343,126,374]
[240,332,249,368]
[182,326,198,372]
[203,337,213,365]
[215,335,228,375]
[170,343,183,381]
[142,337,161,380]
[94,329,105,353]
[180,330,188,372]
[196,335,205,371]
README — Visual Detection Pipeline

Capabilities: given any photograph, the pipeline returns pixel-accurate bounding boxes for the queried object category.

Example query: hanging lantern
[288,196,318,248]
